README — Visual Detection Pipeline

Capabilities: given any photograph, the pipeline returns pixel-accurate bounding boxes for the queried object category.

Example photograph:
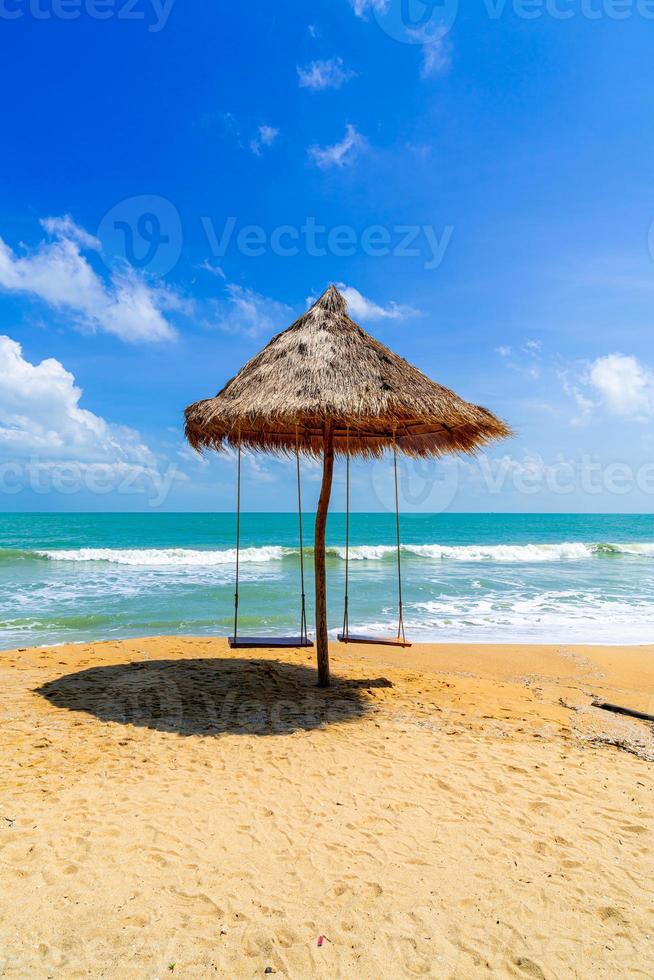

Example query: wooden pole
[314,420,334,687]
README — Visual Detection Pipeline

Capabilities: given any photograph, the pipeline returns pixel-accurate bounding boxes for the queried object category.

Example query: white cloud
[250,124,279,156]
[40,214,101,251]
[213,284,293,337]
[333,284,420,322]
[199,259,227,280]
[349,0,386,16]
[559,352,654,425]
[410,26,451,78]
[259,125,278,146]
[558,370,592,426]
[0,219,177,343]
[347,0,451,78]
[0,334,155,468]
[297,57,356,91]
[570,388,595,426]
[588,353,654,421]
[308,124,365,169]
[497,338,541,379]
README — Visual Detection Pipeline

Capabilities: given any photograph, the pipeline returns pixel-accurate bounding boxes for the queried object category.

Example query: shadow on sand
[36,658,392,736]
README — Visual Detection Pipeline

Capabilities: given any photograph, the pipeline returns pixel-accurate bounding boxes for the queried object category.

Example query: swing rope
[340,427,407,645]
[233,432,242,642]
[341,426,350,639]
[232,428,309,645]
[392,429,407,644]
[296,425,308,645]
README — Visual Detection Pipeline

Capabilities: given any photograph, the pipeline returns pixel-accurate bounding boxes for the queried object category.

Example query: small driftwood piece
[592,700,654,723]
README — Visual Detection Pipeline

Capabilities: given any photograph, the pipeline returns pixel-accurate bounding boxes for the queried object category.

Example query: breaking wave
[330,541,654,562]
[36,546,287,566]
[0,539,649,568]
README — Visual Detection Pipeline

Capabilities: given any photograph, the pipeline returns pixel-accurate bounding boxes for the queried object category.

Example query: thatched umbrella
[185,285,511,686]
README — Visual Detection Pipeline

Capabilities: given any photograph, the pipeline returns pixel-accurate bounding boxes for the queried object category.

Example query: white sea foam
[406,590,654,643]
[32,540,654,567]
[328,545,396,561]
[604,542,654,557]
[38,546,287,566]
[335,592,654,644]
[403,542,594,562]
[332,541,654,562]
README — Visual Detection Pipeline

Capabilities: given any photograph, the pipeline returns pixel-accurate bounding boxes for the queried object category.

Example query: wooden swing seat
[338,431,410,651]
[337,633,411,648]
[229,433,311,653]
[228,635,313,649]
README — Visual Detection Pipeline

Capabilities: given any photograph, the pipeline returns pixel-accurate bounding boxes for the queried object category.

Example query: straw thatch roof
[185,285,512,458]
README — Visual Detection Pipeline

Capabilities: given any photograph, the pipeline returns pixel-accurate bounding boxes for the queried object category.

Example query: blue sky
[1,0,653,512]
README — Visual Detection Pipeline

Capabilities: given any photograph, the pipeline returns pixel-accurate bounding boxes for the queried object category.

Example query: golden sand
[1,637,653,978]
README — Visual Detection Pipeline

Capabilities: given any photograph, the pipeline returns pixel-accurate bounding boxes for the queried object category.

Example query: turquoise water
[0,512,653,649]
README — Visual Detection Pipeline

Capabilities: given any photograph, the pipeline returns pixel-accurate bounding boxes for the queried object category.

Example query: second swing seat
[337,632,411,648]
[228,635,314,649]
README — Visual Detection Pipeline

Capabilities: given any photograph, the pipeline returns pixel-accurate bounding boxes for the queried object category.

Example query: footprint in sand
[597,906,629,928]
[512,956,547,978]
[273,927,300,948]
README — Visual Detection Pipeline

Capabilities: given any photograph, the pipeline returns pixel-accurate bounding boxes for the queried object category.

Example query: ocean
[0,512,653,650]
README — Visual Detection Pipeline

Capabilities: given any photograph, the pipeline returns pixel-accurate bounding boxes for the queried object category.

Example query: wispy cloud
[308,124,365,170]
[250,124,279,156]
[348,0,386,17]
[211,283,293,337]
[0,218,178,343]
[496,338,542,379]
[40,215,101,251]
[297,57,356,91]
[410,25,451,78]
[199,259,227,280]
[332,284,420,322]
[347,0,451,79]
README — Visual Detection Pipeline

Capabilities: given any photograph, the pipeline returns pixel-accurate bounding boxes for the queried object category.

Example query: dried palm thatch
[185,284,512,688]
[185,285,512,459]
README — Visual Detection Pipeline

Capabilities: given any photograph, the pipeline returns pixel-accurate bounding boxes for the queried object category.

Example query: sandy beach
[1,637,653,978]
